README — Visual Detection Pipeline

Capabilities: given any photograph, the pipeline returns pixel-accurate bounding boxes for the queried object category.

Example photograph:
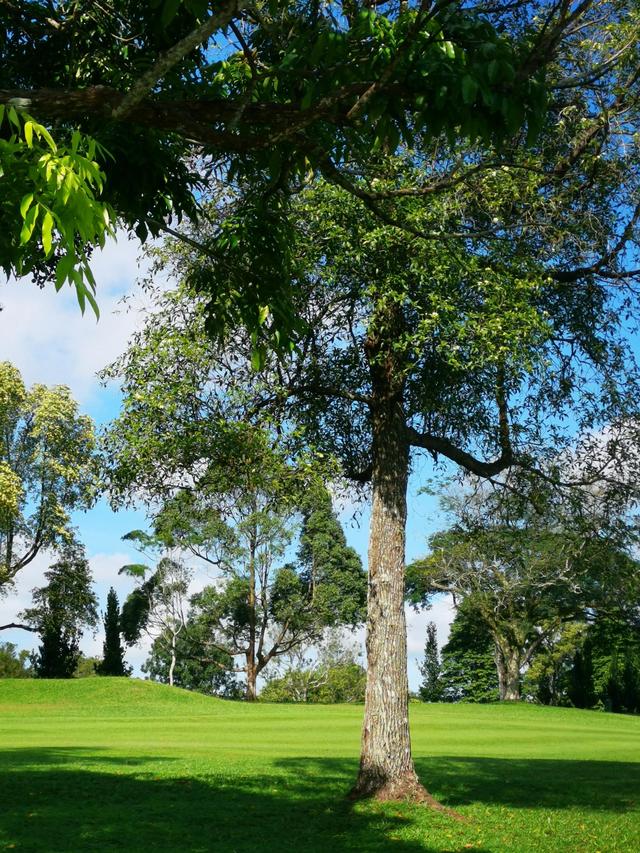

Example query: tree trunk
[168,633,177,687]
[495,645,521,701]
[351,384,426,801]
[246,514,257,702]
[245,658,257,701]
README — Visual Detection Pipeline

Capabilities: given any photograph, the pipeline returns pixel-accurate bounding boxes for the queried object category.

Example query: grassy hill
[0,679,638,852]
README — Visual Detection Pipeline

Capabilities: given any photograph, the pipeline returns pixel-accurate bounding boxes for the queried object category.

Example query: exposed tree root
[349,770,465,820]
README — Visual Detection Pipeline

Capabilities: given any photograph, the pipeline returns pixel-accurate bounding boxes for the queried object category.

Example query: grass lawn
[0,679,638,852]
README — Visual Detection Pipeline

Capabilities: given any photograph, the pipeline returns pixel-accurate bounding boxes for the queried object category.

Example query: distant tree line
[419,609,640,715]
[414,482,640,715]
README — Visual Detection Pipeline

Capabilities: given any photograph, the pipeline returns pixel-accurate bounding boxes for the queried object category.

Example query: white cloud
[0,232,149,408]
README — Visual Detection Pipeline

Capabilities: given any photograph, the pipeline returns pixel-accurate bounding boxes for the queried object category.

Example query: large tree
[0,1,625,332]
[99,0,640,794]
[106,423,366,701]
[103,132,640,796]
[0,362,97,620]
[407,486,640,701]
[22,541,98,678]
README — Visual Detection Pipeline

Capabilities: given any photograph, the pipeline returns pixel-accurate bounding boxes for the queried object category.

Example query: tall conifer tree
[96,588,130,677]
[419,622,443,702]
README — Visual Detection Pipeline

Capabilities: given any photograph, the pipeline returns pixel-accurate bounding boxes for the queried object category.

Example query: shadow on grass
[271,755,640,813]
[2,750,638,852]
[0,749,449,853]
[414,756,640,812]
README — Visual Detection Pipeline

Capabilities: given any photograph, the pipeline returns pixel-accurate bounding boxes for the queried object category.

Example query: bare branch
[0,622,37,633]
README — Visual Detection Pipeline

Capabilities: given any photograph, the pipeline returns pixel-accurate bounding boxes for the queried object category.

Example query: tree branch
[551,199,640,283]
[407,427,513,478]
[113,1,249,119]
[0,622,36,633]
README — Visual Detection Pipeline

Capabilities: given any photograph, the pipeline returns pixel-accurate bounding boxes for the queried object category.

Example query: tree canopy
[2,1,632,337]
[0,362,97,602]
[407,485,640,700]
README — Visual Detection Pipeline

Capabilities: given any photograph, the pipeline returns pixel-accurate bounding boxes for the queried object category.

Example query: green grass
[0,679,639,852]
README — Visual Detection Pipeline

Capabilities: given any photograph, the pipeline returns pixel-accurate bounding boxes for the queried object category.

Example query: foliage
[0,0,602,333]
[120,556,191,685]
[524,622,587,706]
[438,602,499,704]
[0,106,114,311]
[526,616,640,714]
[0,642,32,678]
[179,473,366,699]
[260,633,366,703]
[96,588,130,677]
[142,624,242,698]
[22,541,98,679]
[260,661,366,704]
[73,655,101,678]
[418,622,443,703]
[567,641,597,712]
[119,552,192,645]
[102,360,366,699]
[576,618,640,714]
[0,362,97,595]
[407,484,640,701]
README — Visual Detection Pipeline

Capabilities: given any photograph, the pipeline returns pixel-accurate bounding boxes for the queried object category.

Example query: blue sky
[0,233,454,686]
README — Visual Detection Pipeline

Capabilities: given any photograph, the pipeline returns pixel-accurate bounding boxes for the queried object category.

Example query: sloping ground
[0,679,639,852]
[0,676,224,717]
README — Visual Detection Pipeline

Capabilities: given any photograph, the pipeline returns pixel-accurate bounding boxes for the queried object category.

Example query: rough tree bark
[351,313,432,803]
[495,645,522,701]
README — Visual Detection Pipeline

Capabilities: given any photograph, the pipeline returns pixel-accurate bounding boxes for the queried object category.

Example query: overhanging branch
[407,426,513,478]
[113,1,249,119]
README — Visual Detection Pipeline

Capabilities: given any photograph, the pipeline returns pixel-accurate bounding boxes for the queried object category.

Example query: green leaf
[19,205,39,244]
[75,280,86,314]
[55,254,75,290]
[251,345,267,371]
[462,76,479,105]
[19,193,34,219]
[41,210,54,256]
[23,120,33,148]
[7,106,21,131]
[83,285,100,320]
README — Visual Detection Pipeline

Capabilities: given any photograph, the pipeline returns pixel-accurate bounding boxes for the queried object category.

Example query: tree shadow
[0,748,454,853]
[414,756,640,812]
[268,754,640,814]
[3,750,637,852]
